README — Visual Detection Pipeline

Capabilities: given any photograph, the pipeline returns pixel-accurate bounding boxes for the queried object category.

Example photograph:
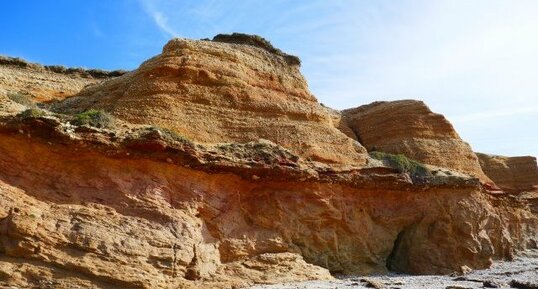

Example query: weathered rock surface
[0,35,537,289]
[53,37,366,165]
[0,55,124,104]
[477,153,538,193]
[0,112,537,288]
[342,100,491,182]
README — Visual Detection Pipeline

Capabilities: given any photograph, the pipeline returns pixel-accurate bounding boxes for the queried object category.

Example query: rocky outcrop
[477,153,538,193]
[0,55,125,104]
[0,35,537,289]
[342,100,491,182]
[53,37,366,165]
[0,111,537,289]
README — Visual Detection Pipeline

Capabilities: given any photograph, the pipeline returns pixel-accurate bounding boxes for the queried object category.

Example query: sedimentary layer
[342,100,491,182]
[1,35,537,289]
[0,55,125,104]
[477,153,538,193]
[0,113,537,289]
[52,37,366,165]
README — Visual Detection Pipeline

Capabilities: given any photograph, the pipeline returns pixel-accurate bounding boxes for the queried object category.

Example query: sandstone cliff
[342,100,491,182]
[477,153,538,193]
[1,114,536,289]
[0,56,124,104]
[53,36,366,165]
[0,35,537,289]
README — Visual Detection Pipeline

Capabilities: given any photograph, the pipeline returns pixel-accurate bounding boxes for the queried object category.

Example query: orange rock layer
[0,114,536,289]
[477,153,538,193]
[54,38,366,165]
[342,100,492,182]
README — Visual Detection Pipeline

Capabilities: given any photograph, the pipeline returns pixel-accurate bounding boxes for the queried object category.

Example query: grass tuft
[370,151,431,177]
[72,109,114,128]
[149,126,191,144]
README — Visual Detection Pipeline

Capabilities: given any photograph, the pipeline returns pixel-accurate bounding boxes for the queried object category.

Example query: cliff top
[0,55,128,79]
[211,33,301,66]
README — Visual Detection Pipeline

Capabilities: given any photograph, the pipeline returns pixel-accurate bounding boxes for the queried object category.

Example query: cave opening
[386,228,407,272]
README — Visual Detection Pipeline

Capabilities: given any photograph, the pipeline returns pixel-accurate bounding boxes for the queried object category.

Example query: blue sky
[1,0,537,157]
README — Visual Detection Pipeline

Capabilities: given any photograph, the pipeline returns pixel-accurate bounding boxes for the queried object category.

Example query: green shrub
[0,56,30,68]
[161,128,190,143]
[370,151,430,177]
[72,109,114,128]
[46,65,67,74]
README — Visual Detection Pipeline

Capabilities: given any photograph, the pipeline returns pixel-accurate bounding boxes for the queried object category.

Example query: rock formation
[0,35,537,289]
[53,36,366,165]
[342,100,492,182]
[477,153,538,193]
[0,55,124,104]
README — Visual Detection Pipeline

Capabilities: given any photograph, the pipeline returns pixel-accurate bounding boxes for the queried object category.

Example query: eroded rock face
[54,37,366,165]
[0,114,537,288]
[0,35,537,289]
[0,56,124,104]
[477,153,538,193]
[342,100,491,182]
[0,133,332,289]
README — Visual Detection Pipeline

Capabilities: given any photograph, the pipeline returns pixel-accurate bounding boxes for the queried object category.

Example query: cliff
[0,35,537,289]
[1,114,536,289]
[0,55,125,104]
[477,153,538,193]
[52,36,366,165]
[342,100,492,183]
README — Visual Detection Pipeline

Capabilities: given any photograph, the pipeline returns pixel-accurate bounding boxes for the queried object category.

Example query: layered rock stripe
[342,100,492,182]
[53,38,367,166]
[477,153,538,193]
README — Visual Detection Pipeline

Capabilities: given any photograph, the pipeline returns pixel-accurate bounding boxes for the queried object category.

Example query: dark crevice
[184,244,200,281]
[172,243,178,277]
[386,228,406,272]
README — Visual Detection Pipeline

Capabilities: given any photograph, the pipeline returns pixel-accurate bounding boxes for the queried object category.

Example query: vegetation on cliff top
[0,55,127,79]
[212,33,301,66]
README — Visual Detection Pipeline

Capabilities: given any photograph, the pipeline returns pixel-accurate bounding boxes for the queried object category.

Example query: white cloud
[139,0,178,37]
[151,11,177,37]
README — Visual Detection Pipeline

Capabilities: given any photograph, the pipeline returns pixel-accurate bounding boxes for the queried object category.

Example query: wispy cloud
[151,11,177,37]
[139,0,178,37]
